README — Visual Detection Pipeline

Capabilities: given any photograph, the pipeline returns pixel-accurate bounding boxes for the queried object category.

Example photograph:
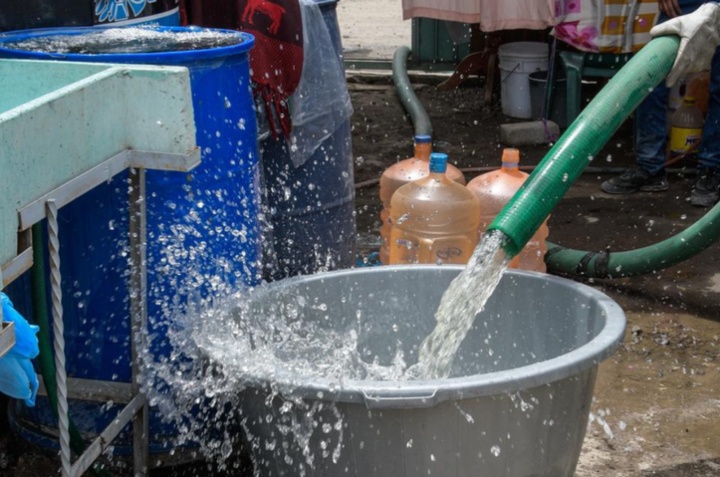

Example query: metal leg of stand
[129,167,150,477]
[10,150,196,477]
[46,199,72,477]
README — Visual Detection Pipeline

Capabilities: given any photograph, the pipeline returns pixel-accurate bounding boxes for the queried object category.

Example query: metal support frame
[0,321,14,358]
[10,148,199,477]
[46,199,72,475]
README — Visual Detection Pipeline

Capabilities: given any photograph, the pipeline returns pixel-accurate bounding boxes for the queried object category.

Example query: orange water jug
[378,135,465,264]
[389,153,479,264]
[466,148,549,272]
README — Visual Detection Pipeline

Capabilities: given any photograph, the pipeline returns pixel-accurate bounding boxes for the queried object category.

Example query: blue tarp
[0,292,39,406]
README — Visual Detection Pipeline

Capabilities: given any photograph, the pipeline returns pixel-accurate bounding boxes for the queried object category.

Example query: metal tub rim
[242,265,627,409]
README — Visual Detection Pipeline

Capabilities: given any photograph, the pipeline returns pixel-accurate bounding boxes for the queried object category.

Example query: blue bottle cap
[429,153,448,173]
[414,134,432,144]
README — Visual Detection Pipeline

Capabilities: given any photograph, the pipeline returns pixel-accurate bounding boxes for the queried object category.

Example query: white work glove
[650,2,720,86]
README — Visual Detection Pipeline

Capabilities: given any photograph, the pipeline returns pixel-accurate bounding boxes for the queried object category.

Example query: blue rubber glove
[0,292,40,406]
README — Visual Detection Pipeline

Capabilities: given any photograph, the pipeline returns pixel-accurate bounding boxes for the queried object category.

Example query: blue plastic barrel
[261,0,356,280]
[0,0,180,32]
[94,0,181,27]
[0,26,260,458]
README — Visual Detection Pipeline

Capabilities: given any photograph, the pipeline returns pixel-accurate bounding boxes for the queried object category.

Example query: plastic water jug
[378,135,465,264]
[466,148,549,272]
[669,96,704,158]
[389,153,479,264]
[667,72,710,126]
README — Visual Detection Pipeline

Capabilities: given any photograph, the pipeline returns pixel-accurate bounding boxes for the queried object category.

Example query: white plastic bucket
[499,42,549,118]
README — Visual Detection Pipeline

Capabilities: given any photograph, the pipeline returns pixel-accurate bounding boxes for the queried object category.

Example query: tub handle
[361,388,440,410]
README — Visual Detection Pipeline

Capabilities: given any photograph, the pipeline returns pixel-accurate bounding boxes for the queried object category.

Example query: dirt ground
[2,71,720,476]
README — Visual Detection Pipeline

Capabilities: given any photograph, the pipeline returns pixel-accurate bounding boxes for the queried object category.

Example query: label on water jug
[435,246,463,261]
[669,127,702,154]
[392,238,418,264]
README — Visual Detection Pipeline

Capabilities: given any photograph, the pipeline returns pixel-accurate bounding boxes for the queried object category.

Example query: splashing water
[140,268,409,471]
[140,228,511,470]
[406,231,511,380]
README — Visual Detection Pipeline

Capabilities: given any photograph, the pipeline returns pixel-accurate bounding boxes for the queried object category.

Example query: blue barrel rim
[0,25,255,64]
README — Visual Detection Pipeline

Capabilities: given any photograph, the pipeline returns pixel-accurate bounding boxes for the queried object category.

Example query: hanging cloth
[238,0,303,138]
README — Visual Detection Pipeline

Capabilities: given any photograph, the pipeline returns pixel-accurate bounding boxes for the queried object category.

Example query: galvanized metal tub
[238,265,626,476]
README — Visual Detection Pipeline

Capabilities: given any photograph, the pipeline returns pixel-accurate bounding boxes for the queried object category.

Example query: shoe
[601,167,669,194]
[691,169,720,207]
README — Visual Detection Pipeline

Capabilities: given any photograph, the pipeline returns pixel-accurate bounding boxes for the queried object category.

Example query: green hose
[392,46,433,138]
[392,37,720,277]
[488,37,680,256]
[545,198,720,278]
[487,36,679,257]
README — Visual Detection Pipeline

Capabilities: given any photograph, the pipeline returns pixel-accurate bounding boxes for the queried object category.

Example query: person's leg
[691,47,720,206]
[634,0,704,173]
[601,1,707,195]
[601,84,669,193]
[635,81,670,174]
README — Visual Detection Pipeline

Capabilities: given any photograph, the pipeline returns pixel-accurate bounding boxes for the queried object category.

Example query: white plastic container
[498,42,549,118]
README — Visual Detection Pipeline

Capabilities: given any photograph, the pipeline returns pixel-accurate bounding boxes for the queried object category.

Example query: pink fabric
[553,0,659,53]
[402,0,557,32]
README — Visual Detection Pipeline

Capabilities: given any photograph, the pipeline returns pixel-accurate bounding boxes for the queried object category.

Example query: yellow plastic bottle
[669,96,704,158]
[378,135,465,264]
[389,153,479,265]
[466,148,549,272]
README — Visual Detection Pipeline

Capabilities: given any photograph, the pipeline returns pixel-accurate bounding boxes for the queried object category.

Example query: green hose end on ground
[488,35,680,260]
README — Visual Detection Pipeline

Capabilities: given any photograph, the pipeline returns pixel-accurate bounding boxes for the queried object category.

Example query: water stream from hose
[406,231,511,379]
